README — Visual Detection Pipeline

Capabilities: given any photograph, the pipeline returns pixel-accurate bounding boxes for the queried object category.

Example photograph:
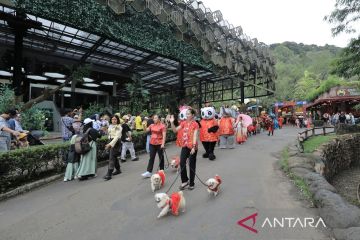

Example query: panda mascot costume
[200,107,219,161]
[176,106,190,147]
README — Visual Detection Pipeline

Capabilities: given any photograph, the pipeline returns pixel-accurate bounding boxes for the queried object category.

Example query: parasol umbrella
[237,114,253,127]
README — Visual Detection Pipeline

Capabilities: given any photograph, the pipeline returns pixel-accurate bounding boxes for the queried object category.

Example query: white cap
[83,118,94,125]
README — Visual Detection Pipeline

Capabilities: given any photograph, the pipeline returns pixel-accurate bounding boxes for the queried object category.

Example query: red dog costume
[209,175,222,192]
[164,192,182,216]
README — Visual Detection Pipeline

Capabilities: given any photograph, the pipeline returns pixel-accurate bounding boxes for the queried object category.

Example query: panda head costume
[179,106,190,121]
[201,107,216,120]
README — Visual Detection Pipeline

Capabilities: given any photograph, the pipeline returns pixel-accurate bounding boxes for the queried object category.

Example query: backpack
[74,128,92,154]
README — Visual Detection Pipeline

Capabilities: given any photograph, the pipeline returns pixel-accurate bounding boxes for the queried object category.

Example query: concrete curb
[0,174,63,202]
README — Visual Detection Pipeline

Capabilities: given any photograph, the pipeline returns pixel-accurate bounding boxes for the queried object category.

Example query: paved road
[0,127,332,240]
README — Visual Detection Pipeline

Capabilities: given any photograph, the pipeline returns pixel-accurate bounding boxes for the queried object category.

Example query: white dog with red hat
[206,175,222,197]
[150,170,166,192]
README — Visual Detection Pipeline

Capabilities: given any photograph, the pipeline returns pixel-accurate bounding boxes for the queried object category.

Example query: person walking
[235,116,247,144]
[170,108,199,190]
[141,115,167,178]
[63,134,80,182]
[103,115,123,181]
[76,118,101,180]
[218,108,235,149]
[145,114,154,153]
[120,115,139,162]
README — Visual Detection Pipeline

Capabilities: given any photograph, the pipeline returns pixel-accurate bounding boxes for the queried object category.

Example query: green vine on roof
[306,76,360,101]
[12,0,212,69]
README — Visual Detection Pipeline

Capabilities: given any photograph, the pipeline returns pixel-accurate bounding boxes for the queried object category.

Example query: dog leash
[189,167,208,187]
[165,162,187,194]
[156,148,170,171]
[163,148,170,169]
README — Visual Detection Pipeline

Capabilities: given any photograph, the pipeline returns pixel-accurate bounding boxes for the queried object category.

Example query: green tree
[269,43,341,102]
[325,0,360,36]
[331,38,360,79]
[126,73,150,114]
[293,71,319,100]
[0,85,15,113]
[325,0,360,80]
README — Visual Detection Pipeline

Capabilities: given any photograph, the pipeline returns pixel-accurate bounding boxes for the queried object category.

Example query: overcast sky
[203,0,358,47]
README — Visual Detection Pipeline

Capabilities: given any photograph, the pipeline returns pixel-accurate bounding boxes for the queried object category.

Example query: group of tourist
[60,103,281,190]
[322,112,356,125]
[61,109,140,181]
[0,108,30,152]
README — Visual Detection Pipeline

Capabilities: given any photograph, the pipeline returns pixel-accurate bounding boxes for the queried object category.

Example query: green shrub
[20,107,48,131]
[0,85,15,113]
[83,102,105,119]
[0,143,69,193]
[0,129,176,193]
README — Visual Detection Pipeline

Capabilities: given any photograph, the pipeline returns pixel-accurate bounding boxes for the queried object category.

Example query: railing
[298,126,335,141]
[296,126,335,153]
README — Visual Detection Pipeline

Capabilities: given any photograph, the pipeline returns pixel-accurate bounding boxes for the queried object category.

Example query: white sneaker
[63,178,69,182]
[141,171,152,178]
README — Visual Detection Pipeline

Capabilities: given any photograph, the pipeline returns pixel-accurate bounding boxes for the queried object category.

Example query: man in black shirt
[146,114,154,153]
[338,112,346,124]
[120,115,138,162]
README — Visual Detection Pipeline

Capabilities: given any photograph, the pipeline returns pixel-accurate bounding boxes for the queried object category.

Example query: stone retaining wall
[321,133,360,181]
[285,133,360,240]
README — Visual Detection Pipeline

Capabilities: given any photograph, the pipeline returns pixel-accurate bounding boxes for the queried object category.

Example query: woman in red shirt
[141,115,167,178]
[170,109,199,190]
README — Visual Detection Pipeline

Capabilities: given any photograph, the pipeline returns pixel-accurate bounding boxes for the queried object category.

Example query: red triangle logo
[237,213,258,234]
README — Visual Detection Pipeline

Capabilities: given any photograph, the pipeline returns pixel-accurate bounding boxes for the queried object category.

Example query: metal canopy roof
[0,4,273,101]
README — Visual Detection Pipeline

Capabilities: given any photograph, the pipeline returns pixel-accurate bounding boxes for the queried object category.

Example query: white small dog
[154,191,186,219]
[170,156,180,172]
[150,170,166,192]
[206,175,222,196]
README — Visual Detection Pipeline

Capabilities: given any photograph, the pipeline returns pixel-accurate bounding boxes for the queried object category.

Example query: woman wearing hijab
[76,118,101,180]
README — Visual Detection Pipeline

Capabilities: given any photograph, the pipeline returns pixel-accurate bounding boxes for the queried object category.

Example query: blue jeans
[146,135,151,153]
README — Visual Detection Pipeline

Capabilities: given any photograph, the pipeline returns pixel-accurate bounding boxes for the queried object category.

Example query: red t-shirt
[180,120,199,149]
[149,122,166,145]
